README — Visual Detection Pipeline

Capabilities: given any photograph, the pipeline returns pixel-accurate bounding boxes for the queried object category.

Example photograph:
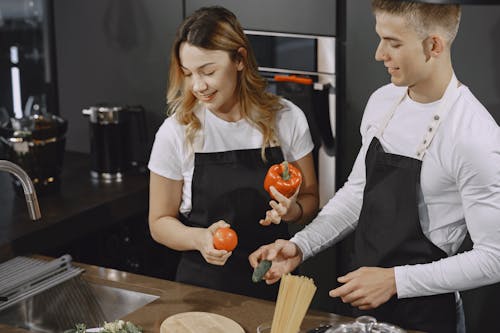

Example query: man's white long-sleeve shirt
[291,82,500,298]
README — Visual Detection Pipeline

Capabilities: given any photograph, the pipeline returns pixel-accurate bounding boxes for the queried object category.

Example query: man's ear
[236,47,247,71]
[423,35,446,61]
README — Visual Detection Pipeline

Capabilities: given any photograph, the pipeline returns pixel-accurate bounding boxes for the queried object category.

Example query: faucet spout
[0,160,41,220]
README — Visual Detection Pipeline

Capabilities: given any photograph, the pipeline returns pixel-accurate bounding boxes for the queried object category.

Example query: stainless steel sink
[0,276,159,332]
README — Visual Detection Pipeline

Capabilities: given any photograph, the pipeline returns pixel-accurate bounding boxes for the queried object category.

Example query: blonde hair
[372,0,461,46]
[167,6,283,160]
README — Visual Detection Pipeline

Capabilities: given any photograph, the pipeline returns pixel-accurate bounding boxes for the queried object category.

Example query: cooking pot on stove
[82,104,147,182]
[0,100,67,195]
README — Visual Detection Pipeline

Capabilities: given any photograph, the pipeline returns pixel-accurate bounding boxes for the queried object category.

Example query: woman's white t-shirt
[148,99,314,214]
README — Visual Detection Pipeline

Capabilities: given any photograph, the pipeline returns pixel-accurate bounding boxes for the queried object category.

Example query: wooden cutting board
[160,311,245,333]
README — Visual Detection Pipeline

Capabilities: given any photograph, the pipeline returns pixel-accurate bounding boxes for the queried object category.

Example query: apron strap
[415,73,460,159]
[375,92,406,139]
[375,73,461,161]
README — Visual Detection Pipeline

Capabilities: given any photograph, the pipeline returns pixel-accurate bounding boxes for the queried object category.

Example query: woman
[148,6,318,300]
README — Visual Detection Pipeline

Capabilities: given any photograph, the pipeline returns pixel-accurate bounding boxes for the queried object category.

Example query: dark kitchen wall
[53,0,183,153]
[342,3,500,333]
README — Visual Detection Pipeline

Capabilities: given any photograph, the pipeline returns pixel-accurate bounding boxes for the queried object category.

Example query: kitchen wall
[53,0,183,155]
[185,0,336,35]
[54,0,336,156]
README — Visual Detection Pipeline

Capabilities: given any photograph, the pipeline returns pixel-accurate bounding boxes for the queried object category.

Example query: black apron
[176,146,290,301]
[351,137,456,333]
[350,75,461,333]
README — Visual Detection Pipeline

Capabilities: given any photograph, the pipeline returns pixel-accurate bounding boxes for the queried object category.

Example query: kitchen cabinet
[185,0,336,36]
[41,212,180,281]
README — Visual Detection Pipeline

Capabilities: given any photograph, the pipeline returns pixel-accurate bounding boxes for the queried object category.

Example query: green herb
[64,320,142,333]
[102,320,142,333]
[63,323,87,333]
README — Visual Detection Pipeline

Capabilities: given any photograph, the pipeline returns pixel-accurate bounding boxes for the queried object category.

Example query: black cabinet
[185,0,336,36]
[42,213,181,280]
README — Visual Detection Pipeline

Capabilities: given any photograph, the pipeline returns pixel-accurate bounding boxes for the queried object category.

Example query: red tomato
[213,227,238,251]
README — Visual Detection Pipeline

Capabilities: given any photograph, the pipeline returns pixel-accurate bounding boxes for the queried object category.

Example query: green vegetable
[64,324,86,333]
[102,320,142,333]
[64,320,142,333]
[252,259,272,283]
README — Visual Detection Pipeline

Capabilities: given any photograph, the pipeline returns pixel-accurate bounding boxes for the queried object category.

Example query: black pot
[0,113,68,195]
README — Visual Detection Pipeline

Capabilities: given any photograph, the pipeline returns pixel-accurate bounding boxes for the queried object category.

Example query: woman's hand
[248,239,303,284]
[197,220,233,266]
[260,185,302,226]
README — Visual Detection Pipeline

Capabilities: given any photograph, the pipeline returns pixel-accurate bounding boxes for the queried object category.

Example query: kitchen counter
[0,151,149,261]
[0,259,423,333]
[79,262,351,333]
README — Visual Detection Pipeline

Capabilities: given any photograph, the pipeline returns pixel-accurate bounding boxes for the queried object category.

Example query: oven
[245,30,336,207]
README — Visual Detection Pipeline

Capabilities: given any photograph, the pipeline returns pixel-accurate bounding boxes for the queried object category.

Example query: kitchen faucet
[0,160,41,220]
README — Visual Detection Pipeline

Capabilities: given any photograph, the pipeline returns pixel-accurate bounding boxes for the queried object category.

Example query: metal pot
[0,109,67,195]
[82,105,147,182]
[326,316,406,333]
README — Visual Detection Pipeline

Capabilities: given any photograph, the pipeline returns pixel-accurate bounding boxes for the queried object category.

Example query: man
[249,1,500,332]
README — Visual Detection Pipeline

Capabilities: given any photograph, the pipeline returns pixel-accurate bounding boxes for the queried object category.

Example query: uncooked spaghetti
[270,274,317,333]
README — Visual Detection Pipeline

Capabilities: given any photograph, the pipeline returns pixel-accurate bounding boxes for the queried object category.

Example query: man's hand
[248,239,303,284]
[329,267,396,310]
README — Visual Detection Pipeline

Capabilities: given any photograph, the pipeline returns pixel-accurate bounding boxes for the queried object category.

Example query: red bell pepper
[264,161,302,200]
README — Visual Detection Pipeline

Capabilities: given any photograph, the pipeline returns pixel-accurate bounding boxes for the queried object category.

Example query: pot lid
[0,113,67,140]
[326,316,406,333]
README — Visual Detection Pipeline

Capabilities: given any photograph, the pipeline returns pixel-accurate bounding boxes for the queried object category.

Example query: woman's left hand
[260,185,301,226]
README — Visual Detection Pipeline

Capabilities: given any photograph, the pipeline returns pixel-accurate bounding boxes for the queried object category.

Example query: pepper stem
[281,161,290,181]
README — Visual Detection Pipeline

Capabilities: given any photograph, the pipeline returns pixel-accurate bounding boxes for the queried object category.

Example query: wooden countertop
[1,259,423,333]
[85,263,351,332]
[1,260,352,333]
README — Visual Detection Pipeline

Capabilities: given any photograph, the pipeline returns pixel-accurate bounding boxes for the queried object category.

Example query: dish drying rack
[0,254,84,311]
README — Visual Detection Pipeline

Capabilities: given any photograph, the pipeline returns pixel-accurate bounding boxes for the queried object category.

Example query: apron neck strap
[376,73,460,160]
[415,73,459,159]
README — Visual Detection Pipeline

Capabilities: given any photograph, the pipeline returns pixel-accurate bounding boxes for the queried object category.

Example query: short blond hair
[372,0,461,45]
